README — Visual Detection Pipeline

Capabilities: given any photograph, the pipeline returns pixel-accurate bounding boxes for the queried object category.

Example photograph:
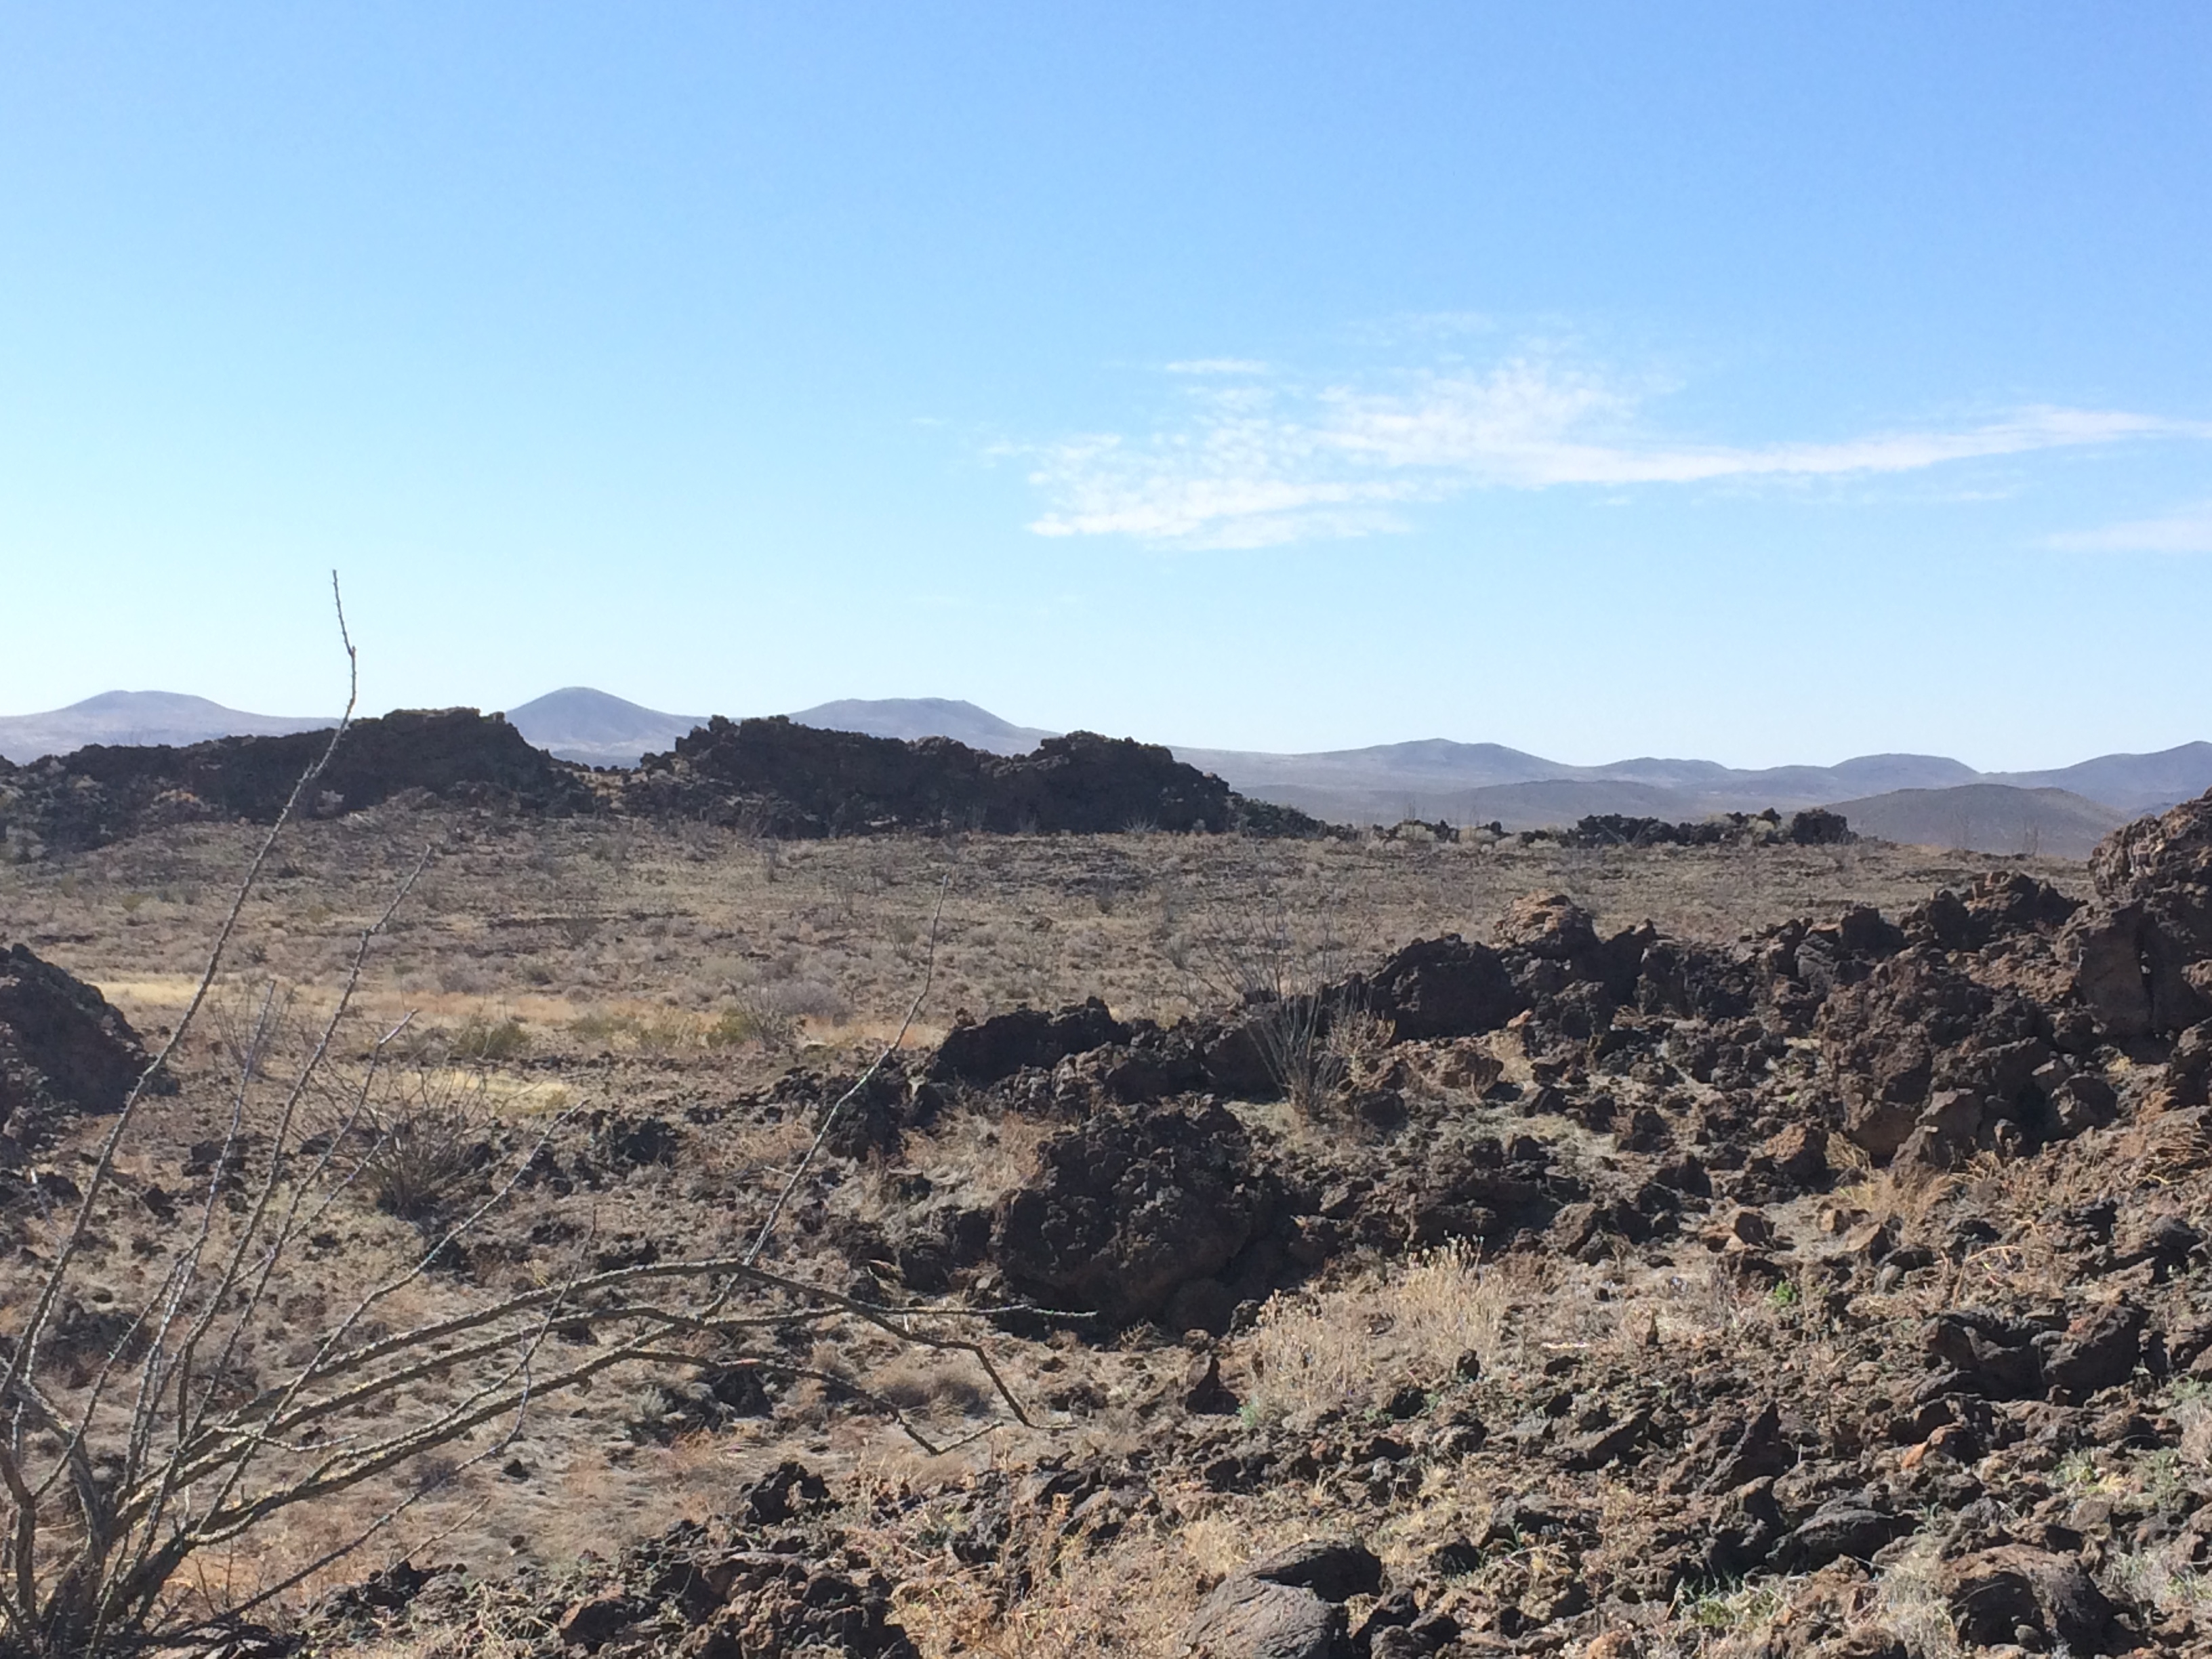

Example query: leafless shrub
[1256,987,1353,1113]
[1195,901,1358,1113]
[0,583,1024,1659]
[1326,1006,1396,1076]
[821,869,865,923]
[750,977,851,1025]
[704,996,799,1054]
[348,1066,496,1223]
[731,803,784,882]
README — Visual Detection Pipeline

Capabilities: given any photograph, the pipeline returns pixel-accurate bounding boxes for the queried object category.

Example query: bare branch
[0,632,1044,1657]
[4,575,359,1410]
[749,874,950,1265]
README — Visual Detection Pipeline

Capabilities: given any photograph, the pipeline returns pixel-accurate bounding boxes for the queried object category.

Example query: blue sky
[2,3,2207,769]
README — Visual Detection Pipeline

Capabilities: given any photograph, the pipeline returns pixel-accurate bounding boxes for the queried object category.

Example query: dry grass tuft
[861,1472,1344,1659]
[1864,1533,1961,1658]
[896,1108,1053,1202]
[1244,1240,1509,1420]
[864,1353,994,1418]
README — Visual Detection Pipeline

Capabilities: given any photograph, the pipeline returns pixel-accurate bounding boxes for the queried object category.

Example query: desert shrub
[1193,901,1362,1113]
[867,1354,991,1416]
[1251,987,1352,1112]
[397,1010,530,1066]
[633,1010,697,1051]
[568,1008,637,1046]
[450,1010,530,1063]
[752,977,852,1023]
[350,1068,495,1221]
[567,1008,690,1051]
[705,998,799,1053]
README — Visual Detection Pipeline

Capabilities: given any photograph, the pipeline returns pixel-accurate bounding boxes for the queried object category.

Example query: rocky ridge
[621,717,1319,838]
[0,709,594,855]
[0,712,1318,854]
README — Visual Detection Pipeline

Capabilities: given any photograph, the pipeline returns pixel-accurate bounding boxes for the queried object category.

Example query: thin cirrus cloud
[2047,504,2212,554]
[1019,357,2207,550]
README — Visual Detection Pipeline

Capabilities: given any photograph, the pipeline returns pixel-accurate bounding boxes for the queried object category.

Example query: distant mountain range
[1168,734,2212,851]
[0,688,1052,768]
[497,690,1052,764]
[782,697,1054,756]
[0,691,333,762]
[503,688,705,766]
[5,687,2208,857]
[1822,785,2130,861]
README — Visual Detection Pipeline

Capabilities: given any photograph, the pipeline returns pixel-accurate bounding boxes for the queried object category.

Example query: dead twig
[747,874,951,1265]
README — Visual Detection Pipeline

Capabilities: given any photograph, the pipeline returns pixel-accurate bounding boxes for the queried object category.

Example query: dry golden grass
[1244,1240,1507,1420]
[892,1529,1202,1658]
[889,1107,1054,1203]
[1,811,2087,1047]
[1862,1535,1964,1659]
[859,1467,1354,1659]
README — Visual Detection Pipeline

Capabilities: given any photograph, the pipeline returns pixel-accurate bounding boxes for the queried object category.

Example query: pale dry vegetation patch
[1864,1534,1964,1659]
[859,1470,1340,1659]
[2108,1539,2212,1631]
[888,1107,1054,1204]
[882,1542,1179,1659]
[1244,1242,1521,1420]
[2050,1375,2212,1625]
[1242,1234,1831,1435]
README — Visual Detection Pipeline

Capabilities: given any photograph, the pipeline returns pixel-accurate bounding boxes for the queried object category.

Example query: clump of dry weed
[1245,1240,1507,1420]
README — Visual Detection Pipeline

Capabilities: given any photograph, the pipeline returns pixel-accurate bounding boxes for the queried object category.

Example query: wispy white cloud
[1163,358,1270,375]
[2047,502,2212,554]
[1018,353,2209,548]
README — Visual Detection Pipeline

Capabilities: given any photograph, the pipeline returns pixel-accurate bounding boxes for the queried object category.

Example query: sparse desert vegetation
[16,5,2212,1654]
[3,777,2210,1659]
